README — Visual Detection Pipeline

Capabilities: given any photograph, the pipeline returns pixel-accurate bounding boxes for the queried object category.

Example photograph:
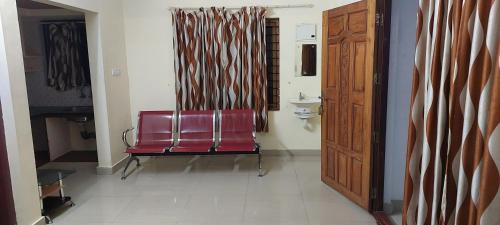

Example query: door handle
[318,92,324,115]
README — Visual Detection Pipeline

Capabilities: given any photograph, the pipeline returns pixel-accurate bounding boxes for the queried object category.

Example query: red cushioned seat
[126,145,167,154]
[216,143,256,152]
[170,110,214,153]
[170,143,213,153]
[216,109,257,152]
[125,111,174,154]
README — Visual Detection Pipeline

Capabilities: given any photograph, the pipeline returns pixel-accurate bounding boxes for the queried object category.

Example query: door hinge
[375,13,384,26]
[373,131,380,144]
[374,73,381,85]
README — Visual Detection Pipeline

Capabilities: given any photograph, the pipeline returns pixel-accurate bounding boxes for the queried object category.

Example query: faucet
[299,92,305,100]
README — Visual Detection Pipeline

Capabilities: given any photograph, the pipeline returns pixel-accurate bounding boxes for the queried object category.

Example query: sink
[289,97,321,120]
[289,98,321,108]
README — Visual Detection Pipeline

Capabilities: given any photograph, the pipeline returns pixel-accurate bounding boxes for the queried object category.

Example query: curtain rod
[40,20,85,25]
[168,4,314,11]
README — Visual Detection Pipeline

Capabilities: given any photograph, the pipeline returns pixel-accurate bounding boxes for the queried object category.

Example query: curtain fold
[172,7,268,132]
[43,21,90,91]
[404,0,500,225]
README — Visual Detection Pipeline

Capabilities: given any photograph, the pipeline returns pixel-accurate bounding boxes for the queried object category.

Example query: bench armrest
[122,128,135,148]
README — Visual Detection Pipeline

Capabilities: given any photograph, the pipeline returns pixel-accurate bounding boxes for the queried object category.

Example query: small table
[37,169,75,224]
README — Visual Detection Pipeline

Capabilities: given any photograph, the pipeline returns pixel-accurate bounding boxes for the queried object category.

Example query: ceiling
[16,0,60,9]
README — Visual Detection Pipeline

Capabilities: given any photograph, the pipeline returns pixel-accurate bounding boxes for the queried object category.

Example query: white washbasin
[289,98,321,108]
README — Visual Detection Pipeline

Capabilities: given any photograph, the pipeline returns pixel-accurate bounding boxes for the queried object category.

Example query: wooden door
[0,101,17,225]
[321,0,375,210]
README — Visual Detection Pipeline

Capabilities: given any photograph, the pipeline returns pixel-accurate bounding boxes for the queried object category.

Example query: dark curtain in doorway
[42,21,91,91]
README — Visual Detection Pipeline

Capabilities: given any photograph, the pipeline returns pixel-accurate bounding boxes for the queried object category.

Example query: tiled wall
[25,71,93,107]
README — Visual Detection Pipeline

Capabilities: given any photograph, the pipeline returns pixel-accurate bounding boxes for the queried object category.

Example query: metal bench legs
[258,150,263,177]
[121,154,140,180]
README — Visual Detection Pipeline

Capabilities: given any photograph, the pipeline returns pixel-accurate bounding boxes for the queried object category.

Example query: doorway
[17,1,98,168]
[16,1,98,221]
[321,0,391,214]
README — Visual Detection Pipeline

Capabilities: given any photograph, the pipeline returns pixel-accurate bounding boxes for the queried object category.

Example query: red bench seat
[170,110,214,153]
[216,143,256,152]
[125,111,174,154]
[216,109,257,152]
[126,145,167,154]
[121,111,174,179]
[121,109,262,179]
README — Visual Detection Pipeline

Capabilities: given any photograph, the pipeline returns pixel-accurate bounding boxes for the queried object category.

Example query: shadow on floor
[53,151,98,163]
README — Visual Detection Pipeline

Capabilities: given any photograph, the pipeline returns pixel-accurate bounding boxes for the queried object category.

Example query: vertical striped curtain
[172,7,268,132]
[404,0,500,225]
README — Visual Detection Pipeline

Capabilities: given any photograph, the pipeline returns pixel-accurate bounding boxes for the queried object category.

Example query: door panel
[348,11,368,33]
[329,16,345,36]
[338,152,348,187]
[352,104,364,152]
[327,44,340,87]
[321,0,375,210]
[353,42,366,92]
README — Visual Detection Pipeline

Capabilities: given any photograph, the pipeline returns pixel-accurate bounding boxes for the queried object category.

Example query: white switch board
[111,68,121,76]
[296,24,316,41]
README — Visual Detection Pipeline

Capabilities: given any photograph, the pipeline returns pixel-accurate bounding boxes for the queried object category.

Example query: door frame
[370,0,392,212]
[0,100,17,225]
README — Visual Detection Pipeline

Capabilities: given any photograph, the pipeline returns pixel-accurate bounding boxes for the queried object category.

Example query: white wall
[69,121,97,151]
[383,0,418,204]
[45,118,96,160]
[0,0,43,224]
[37,0,132,170]
[122,0,360,151]
[46,118,71,160]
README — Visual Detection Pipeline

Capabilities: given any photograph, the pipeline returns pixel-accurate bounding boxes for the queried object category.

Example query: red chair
[170,110,215,153]
[121,111,174,179]
[216,109,262,176]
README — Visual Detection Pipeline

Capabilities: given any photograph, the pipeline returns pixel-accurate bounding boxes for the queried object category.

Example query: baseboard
[383,199,403,214]
[32,216,46,225]
[392,200,403,213]
[96,156,128,175]
[262,149,320,156]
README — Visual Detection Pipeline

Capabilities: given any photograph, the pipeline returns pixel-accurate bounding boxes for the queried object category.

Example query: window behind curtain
[266,18,279,111]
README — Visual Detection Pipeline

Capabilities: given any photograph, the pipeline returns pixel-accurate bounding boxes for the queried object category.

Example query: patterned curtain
[171,7,268,132]
[43,21,91,91]
[404,1,500,225]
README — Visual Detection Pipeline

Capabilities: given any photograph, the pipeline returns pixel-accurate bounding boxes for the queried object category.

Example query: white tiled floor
[390,214,402,225]
[41,155,376,225]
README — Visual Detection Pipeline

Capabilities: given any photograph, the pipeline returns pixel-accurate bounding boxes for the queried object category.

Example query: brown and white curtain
[404,0,500,225]
[172,7,268,131]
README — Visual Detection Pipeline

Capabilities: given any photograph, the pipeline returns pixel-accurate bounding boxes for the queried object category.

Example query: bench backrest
[219,109,255,143]
[178,110,215,143]
[136,111,174,146]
